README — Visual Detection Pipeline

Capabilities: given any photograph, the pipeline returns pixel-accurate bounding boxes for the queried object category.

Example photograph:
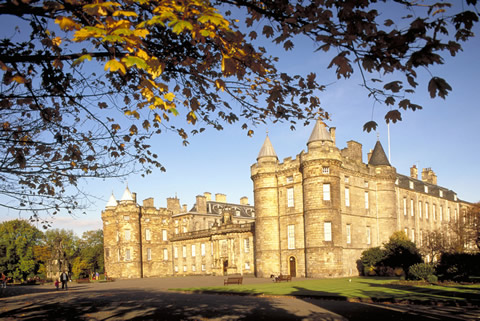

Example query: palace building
[102,120,473,279]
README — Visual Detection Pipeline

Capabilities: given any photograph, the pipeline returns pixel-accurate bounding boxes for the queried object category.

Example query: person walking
[1,272,7,288]
[60,271,69,290]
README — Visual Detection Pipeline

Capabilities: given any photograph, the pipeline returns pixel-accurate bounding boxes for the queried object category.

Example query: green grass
[171,277,480,304]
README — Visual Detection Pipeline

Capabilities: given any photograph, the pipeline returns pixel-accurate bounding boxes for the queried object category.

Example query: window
[147,248,152,261]
[324,222,332,241]
[126,248,131,261]
[409,181,414,189]
[404,228,408,236]
[191,244,196,257]
[244,239,250,253]
[182,245,187,258]
[440,206,443,221]
[447,207,451,221]
[454,194,457,201]
[322,166,330,174]
[364,191,369,209]
[175,227,179,235]
[411,229,415,243]
[174,265,178,272]
[211,242,214,255]
[175,219,178,226]
[454,209,458,222]
[124,230,131,241]
[162,218,167,224]
[192,265,196,272]
[287,225,295,249]
[425,203,429,219]
[439,190,444,197]
[183,265,187,272]
[183,226,187,233]
[364,181,369,188]
[145,229,151,241]
[201,264,206,271]
[201,243,206,256]
[144,218,150,222]
[345,188,350,207]
[245,262,251,270]
[174,246,178,258]
[345,176,349,183]
[346,224,351,244]
[163,248,168,261]
[433,204,436,220]
[162,229,168,241]
[403,198,407,216]
[420,230,423,246]
[124,215,130,221]
[116,231,119,242]
[287,187,294,207]
[419,201,422,218]
[424,186,429,193]
[411,199,414,216]
[286,176,293,183]
[323,184,331,201]
[117,249,120,262]
[366,227,371,245]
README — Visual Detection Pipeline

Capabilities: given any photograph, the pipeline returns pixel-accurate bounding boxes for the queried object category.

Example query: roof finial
[376,132,380,141]
[266,128,269,136]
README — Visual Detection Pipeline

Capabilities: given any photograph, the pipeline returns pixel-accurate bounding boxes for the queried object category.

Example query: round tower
[300,120,343,277]
[251,136,281,277]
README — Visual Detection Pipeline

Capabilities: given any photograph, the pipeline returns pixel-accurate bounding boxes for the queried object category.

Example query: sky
[1,2,479,236]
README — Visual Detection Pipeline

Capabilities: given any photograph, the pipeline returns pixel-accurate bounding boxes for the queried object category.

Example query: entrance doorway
[223,260,228,275]
[289,256,296,277]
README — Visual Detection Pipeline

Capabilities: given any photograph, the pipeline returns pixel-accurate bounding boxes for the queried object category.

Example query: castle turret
[251,135,280,277]
[301,120,343,277]
[368,140,397,243]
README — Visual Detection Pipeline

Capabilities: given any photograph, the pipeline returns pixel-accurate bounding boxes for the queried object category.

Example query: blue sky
[1,3,479,235]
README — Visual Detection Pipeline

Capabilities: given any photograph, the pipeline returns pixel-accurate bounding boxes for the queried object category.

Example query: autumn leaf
[363,121,378,133]
[428,77,452,99]
[105,59,126,74]
[385,110,402,124]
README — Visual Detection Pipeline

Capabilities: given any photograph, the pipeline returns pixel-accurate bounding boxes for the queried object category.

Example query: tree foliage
[0,0,478,217]
[0,219,44,280]
[43,228,79,273]
[383,231,422,272]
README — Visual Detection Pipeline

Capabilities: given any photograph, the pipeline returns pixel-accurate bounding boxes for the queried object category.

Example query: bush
[360,247,386,276]
[427,274,438,284]
[383,232,422,273]
[409,263,435,280]
[436,253,480,282]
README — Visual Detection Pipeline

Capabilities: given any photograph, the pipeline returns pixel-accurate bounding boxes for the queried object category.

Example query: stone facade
[102,191,255,279]
[251,120,473,278]
[103,120,474,280]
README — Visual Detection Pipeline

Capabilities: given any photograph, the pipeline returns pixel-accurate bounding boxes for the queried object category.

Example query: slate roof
[396,174,458,202]
[307,120,333,144]
[368,140,391,166]
[188,201,255,218]
[257,135,277,159]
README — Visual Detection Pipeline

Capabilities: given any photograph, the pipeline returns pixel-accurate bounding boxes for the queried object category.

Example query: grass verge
[170,277,480,305]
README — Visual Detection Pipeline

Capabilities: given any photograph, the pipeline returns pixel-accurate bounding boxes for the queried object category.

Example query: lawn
[171,277,480,304]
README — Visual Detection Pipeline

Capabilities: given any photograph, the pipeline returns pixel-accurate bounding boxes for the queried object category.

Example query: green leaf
[122,56,148,70]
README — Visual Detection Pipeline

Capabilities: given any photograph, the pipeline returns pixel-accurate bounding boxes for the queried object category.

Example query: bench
[274,275,292,282]
[224,277,243,285]
[76,278,91,283]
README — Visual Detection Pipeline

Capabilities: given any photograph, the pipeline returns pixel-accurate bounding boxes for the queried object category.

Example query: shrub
[383,232,422,273]
[409,263,435,280]
[427,274,438,284]
[360,247,386,276]
[436,253,480,282]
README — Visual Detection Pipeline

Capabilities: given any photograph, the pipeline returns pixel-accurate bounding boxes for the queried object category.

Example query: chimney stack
[215,193,227,203]
[204,192,212,202]
[329,127,336,145]
[421,168,437,185]
[240,196,249,205]
[410,165,418,180]
[196,195,207,213]
[167,197,181,214]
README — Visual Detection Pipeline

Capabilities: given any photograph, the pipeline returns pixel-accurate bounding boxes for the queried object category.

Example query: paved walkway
[0,276,478,320]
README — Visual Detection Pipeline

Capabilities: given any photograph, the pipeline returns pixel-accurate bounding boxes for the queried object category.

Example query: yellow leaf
[215,79,225,91]
[105,59,126,74]
[72,54,92,66]
[164,92,175,101]
[12,75,26,84]
[133,28,150,38]
[53,59,63,69]
[52,37,62,46]
[55,16,80,31]
[112,10,138,17]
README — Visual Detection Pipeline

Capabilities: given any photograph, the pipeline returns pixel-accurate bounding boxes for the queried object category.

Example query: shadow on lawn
[0,287,335,321]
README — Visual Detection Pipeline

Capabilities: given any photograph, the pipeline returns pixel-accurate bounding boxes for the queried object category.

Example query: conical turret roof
[106,193,117,207]
[257,135,277,159]
[368,140,391,166]
[121,186,134,202]
[307,120,333,144]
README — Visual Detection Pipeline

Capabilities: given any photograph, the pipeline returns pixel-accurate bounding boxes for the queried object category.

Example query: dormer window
[322,167,330,174]
[364,181,369,188]
[395,178,399,185]
[424,186,428,193]
[439,190,444,197]
[286,176,293,183]
[409,181,414,189]
[454,194,457,201]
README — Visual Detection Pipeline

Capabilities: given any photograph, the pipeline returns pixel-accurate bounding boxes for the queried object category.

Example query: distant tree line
[0,219,103,283]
